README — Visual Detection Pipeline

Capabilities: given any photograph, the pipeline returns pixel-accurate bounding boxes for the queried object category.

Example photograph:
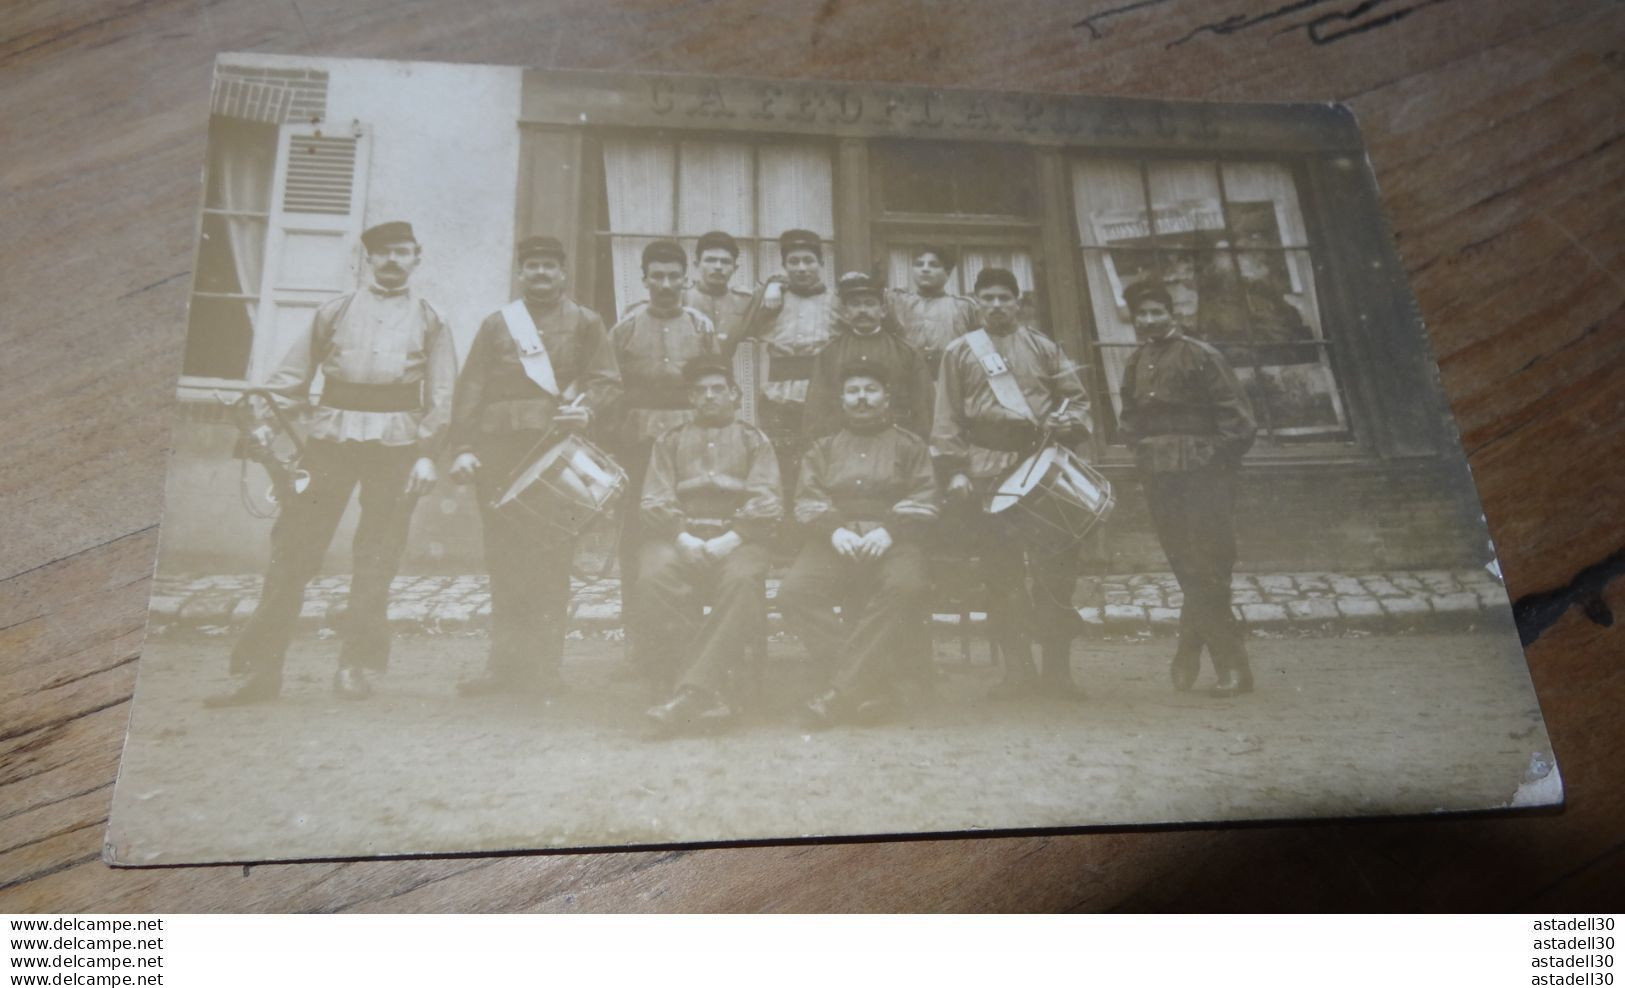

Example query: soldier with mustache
[208,221,456,706]
[447,235,622,700]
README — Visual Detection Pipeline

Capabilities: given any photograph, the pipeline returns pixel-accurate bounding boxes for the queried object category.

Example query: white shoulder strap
[499,298,560,397]
[963,329,1035,422]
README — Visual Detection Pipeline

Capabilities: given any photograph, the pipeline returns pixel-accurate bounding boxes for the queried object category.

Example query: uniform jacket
[887,288,980,374]
[609,304,718,447]
[931,325,1091,484]
[640,416,783,542]
[802,326,934,440]
[795,422,939,541]
[1118,331,1256,473]
[448,296,621,456]
[260,284,457,453]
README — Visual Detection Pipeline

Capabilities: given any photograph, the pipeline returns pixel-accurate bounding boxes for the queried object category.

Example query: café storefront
[514,70,1490,573]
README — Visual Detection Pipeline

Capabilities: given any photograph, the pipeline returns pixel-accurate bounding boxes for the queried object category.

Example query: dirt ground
[106,628,1556,864]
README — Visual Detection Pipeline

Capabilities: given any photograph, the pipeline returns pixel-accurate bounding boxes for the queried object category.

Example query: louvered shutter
[248,123,373,380]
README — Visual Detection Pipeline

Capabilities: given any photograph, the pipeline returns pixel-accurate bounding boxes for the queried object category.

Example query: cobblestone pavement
[146,566,1512,637]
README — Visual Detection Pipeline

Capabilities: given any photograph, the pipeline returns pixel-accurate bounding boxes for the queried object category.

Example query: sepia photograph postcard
[105,53,1558,865]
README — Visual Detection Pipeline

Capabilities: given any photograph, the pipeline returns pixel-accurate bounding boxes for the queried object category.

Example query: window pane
[1146,161,1225,243]
[1234,347,1347,437]
[1220,162,1309,247]
[183,296,255,379]
[876,141,1035,216]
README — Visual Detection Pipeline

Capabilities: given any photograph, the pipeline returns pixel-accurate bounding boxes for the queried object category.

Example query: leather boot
[1207,642,1254,698]
[203,672,281,708]
[1170,635,1201,692]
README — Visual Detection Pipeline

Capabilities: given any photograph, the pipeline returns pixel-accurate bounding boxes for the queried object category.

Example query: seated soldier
[779,362,940,728]
[637,355,783,735]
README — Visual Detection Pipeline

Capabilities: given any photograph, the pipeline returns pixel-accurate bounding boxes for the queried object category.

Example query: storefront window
[594,136,834,317]
[872,140,1043,325]
[1071,157,1350,443]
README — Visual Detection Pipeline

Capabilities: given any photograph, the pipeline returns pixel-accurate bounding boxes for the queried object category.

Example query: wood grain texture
[3,0,1621,911]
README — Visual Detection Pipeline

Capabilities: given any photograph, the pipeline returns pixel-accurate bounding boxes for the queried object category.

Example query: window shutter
[247,123,373,381]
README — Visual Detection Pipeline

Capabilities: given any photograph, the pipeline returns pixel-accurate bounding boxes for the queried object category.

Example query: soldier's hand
[859,527,893,559]
[404,457,438,496]
[676,532,709,564]
[249,424,275,448]
[703,530,742,560]
[947,473,974,500]
[449,452,481,484]
[554,404,591,432]
[830,527,864,559]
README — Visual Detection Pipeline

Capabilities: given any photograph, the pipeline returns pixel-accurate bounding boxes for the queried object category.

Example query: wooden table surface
[3,0,1622,912]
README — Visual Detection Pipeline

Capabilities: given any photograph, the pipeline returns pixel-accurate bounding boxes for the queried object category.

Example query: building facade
[164,60,1490,576]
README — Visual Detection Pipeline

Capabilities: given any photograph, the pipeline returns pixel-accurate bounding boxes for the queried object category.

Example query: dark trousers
[1143,465,1249,675]
[964,501,1080,676]
[474,431,574,685]
[777,539,931,701]
[633,539,770,697]
[231,439,420,680]
[759,398,805,503]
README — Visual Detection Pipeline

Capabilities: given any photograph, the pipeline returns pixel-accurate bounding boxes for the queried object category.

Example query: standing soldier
[1118,279,1257,697]
[447,235,622,699]
[803,271,933,440]
[682,230,757,355]
[887,245,981,378]
[637,356,783,735]
[779,362,939,728]
[932,267,1092,700]
[208,221,457,706]
[747,228,839,486]
[609,239,718,674]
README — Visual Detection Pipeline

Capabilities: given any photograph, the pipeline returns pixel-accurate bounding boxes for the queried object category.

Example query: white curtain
[602,137,676,318]
[601,138,834,316]
[756,143,834,280]
[211,119,275,328]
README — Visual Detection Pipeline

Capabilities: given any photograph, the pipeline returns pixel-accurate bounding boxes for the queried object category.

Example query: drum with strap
[491,433,628,546]
[987,445,1114,546]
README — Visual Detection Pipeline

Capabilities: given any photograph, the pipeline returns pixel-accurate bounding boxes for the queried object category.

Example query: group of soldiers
[208,219,1259,734]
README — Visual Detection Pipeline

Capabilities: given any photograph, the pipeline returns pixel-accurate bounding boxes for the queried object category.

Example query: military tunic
[887,288,980,376]
[802,326,934,440]
[231,284,456,683]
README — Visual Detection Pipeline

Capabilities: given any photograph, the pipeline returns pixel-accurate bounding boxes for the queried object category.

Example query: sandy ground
[106,629,1556,864]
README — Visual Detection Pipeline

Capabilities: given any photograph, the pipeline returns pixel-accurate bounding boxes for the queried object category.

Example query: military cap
[837,359,891,390]
[778,228,823,261]
[516,235,568,263]
[681,353,736,386]
[360,221,417,251]
[1122,278,1174,313]
[912,244,958,271]
[972,266,1020,296]
[835,271,883,300]
[641,239,688,272]
[695,230,741,259]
